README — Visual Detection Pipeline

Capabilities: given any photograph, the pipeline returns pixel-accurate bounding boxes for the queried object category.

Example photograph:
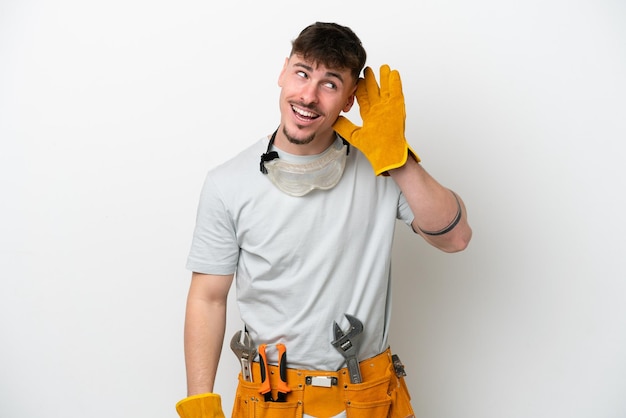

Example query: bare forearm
[183,273,232,396]
[390,157,472,252]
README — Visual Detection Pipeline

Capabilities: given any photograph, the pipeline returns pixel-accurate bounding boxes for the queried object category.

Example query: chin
[283,125,316,146]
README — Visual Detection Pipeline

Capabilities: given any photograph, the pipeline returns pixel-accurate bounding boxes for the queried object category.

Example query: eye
[296,70,308,79]
[323,81,337,90]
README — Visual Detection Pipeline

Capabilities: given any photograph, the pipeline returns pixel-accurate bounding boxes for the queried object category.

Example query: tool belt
[232,348,415,418]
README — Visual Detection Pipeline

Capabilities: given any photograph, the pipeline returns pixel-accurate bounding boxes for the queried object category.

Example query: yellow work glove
[175,393,226,418]
[333,64,420,176]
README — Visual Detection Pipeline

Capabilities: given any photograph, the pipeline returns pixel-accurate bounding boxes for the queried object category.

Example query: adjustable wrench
[331,314,364,384]
[230,330,257,382]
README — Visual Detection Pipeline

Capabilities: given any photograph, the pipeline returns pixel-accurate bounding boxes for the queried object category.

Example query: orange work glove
[175,393,226,418]
[333,64,420,175]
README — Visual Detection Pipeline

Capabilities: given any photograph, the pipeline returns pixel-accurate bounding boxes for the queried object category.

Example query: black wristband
[418,191,462,236]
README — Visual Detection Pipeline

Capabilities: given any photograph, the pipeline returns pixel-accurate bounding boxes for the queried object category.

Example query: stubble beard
[282,125,315,146]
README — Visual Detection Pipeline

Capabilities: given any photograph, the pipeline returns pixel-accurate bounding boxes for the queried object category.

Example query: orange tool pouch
[231,348,415,418]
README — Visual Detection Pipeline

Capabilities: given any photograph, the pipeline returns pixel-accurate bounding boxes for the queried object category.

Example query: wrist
[388,151,421,177]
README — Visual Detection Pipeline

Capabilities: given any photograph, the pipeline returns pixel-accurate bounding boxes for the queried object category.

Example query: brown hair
[290,22,367,83]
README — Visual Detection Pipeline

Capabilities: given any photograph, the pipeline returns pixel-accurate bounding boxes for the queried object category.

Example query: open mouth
[292,105,320,121]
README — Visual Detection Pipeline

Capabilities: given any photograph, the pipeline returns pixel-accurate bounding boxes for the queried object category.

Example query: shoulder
[199,136,275,206]
[209,137,267,178]
[346,146,402,192]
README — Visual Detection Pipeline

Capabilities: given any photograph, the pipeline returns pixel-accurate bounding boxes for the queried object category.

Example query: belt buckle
[305,376,338,388]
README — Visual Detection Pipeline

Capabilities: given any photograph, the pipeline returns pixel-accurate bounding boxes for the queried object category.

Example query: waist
[249,347,394,388]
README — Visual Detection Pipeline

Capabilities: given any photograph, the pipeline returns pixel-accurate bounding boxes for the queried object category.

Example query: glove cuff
[375,144,421,176]
[176,393,226,418]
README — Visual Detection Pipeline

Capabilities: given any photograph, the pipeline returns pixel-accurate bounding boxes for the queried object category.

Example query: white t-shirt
[187,135,415,370]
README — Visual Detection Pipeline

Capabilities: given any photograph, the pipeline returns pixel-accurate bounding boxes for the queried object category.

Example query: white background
[1,1,625,417]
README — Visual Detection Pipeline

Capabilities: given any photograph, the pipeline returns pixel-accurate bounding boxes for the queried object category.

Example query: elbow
[425,224,472,253]
[444,226,472,253]
[413,216,473,253]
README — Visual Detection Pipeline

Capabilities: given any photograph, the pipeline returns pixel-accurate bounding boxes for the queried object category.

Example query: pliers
[258,343,291,402]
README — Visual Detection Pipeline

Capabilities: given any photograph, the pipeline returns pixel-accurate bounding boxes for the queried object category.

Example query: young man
[176,22,472,418]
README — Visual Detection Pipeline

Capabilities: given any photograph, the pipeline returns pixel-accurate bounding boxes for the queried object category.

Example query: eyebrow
[293,62,345,84]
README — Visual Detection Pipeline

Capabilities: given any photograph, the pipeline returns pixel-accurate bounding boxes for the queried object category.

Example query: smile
[292,105,320,120]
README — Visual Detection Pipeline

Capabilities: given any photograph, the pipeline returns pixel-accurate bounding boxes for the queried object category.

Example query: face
[276,54,357,154]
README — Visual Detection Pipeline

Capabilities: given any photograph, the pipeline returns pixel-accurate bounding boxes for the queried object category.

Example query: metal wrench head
[230,330,255,354]
[230,330,257,381]
[331,314,363,355]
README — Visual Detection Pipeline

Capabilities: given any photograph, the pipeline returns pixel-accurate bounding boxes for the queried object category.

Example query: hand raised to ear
[334,65,419,176]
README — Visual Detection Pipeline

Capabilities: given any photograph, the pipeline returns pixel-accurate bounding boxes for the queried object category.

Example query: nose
[299,83,319,105]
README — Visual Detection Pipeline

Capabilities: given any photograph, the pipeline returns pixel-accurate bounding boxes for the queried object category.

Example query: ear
[277,57,289,87]
[342,80,359,112]
[342,94,356,113]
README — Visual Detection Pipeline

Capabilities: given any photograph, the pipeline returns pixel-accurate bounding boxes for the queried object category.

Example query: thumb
[333,115,360,140]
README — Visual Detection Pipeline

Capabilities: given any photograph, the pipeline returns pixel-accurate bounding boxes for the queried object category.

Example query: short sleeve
[186,173,240,275]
